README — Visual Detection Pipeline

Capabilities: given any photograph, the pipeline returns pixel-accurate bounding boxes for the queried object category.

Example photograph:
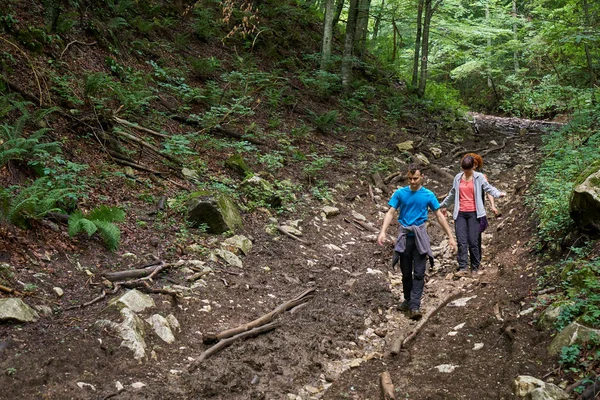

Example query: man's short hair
[408,163,422,174]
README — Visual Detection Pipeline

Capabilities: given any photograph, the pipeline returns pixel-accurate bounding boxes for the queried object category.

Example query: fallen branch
[111,156,163,174]
[189,321,280,371]
[114,117,169,139]
[402,291,463,347]
[102,264,165,281]
[202,287,316,344]
[380,371,396,400]
[452,138,507,159]
[112,129,182,166]
[64,290,106,311]
[383,171,402,184]
[352,219,378,232]
[427,164,455,182]
[277,226,308,244]
[59,40,97,60]
[0,284,25,296]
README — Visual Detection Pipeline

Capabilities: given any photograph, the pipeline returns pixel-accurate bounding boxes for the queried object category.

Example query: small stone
[131,382,146,389]
[305,385,321,394]
[473,343,484,350]
[434,364,458,373]
[349,359,362,368]
[53,287,64,297]
[322,206,340,217]
[76,382,96,391]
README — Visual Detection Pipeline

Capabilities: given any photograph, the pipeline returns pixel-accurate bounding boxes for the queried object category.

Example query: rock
[97,308,147,359]
[110,289,155,313]
[473,343,484,350]
[434,364,458,373]
[279,225,302,236]
[210,249,243,268]
[121,252,137,263]
[448,296,477,307]
[396,141,414,152]
[513,376,568,399]
[429,147,443,158]
[322,206,340,217]
[33,305,53,317]
[537,301,572,330]
[349,359,362,368]
[414,153,430,165]
[351,211,366,221]
[186,192,243,234]
[145,314,176,344]
[76,382,96,391]
[324,244,342,251]
[131,382,147,389]
[225,154,252,178]
[570,161,600,231]
[548,321,600,356]
[181,167,199,180]
[240,175,282,208]
[222,235,253,255]
[52,287,64,297]
[514,376,545,396]
[166,314,181,332]
[0,298,39,323]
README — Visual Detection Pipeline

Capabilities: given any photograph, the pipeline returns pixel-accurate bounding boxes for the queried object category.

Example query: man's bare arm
[377,207,397,246]
[433,208,457,253]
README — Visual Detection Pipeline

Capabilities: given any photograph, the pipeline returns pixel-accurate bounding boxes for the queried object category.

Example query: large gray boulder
[570,161,600,231]
[548,321,600,356]
[0,298,39,323]
[186,191,243,234]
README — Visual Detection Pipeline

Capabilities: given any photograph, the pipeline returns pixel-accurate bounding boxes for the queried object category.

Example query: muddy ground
[0,115,560,399]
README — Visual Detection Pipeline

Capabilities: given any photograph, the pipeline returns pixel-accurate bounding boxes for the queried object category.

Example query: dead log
[64,290,106,311]
[352,219,378,232]
[202,287,316,344]
[0,284,25,296]
[169,114,266,146]
[427,164,455,182]
[112,129,182,166]
[402,292,463,348]
[102,265,164,281]
[372,172,388,194]
[389,333,405,356]
[380,371,396,400]
[383,171,402,184]
[189,321,280,371]
[114,117,169,139]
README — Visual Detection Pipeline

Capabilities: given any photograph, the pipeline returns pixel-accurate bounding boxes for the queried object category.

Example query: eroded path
[0,115,558,400]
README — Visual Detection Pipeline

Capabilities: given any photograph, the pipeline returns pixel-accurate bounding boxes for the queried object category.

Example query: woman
[440,155,506,274]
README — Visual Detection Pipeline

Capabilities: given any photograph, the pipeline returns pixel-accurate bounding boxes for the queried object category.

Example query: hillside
[0,2,591,399]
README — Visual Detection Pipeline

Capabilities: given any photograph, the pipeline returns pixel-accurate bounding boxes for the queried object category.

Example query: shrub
[68,206,125,251]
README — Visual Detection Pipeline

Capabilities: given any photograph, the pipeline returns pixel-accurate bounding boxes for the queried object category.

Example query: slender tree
[354,0,372,57]
[417,0,442,97]
[341,0,360,91]
[372,0,385,40]
[411,0,424,88]
[332,0,345,27]
[321,0,335,70]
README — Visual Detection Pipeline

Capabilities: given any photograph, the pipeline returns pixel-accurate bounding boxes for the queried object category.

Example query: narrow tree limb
[203,287,316,344]
[169,114,266,146]
[64,290,107,311]
[380,371,397,400]
[112,157,163,174]
[352,219,378,232]
[277,226,308,244]
[114,117,170,139]
[389,333,405,356]
[59,40,97,60]
[0,284,25,296]
[112,129,182,166]
[102,265,164,281]
[402,291,463,347]
[189,322,280,371]
[427,164,455,182]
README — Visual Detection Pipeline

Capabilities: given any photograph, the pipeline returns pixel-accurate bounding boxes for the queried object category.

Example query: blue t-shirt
[388,186,440,227]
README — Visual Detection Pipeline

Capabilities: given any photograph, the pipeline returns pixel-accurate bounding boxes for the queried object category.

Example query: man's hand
[377,231,387,246]
[448,236,457,254]
[499,192,506,197]
[440,207,448,217]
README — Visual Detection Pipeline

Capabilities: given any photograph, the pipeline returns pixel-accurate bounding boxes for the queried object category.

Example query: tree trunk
[391,19,398,62]
[341,0,360,92]
[332,0,345,27]
[417,0,433,97]
[354,0,372,58]
[582,0,597,88]
[486,2,492,87]
[411,0,424,88]
[320,0,335,70]
[512,0,519,74]
[372,0,384,40]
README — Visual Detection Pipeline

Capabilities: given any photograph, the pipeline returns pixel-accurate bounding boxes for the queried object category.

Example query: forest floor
[0,112,564,400]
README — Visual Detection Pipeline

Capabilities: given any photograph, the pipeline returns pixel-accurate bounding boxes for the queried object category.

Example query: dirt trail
[0,115,557,400]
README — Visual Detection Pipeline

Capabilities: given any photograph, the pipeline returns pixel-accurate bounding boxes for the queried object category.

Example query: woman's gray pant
[455,211,480,270]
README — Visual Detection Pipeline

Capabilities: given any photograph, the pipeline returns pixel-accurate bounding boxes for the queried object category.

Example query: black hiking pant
[399,236,427,310]
[455,211,481,270]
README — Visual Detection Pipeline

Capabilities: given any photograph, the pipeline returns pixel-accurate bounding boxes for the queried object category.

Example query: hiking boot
[471,268,479,275]
[398,301,409,312]
[456,268,469,277]
[409,309,422,321]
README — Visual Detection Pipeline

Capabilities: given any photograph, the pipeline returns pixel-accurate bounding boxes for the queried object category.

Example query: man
[378,164,457,320]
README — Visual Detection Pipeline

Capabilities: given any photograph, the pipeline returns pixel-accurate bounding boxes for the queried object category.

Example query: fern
[68,206,125,251]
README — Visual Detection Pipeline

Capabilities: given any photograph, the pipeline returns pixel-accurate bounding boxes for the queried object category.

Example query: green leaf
[93,220,121,251]
[87,205,125,222]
